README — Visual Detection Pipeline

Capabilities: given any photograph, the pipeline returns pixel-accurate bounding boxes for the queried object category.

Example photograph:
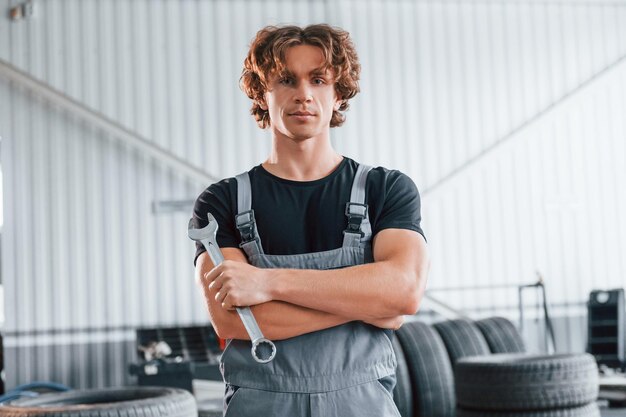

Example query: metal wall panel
[1,0,625,388]
[422,61,626,342]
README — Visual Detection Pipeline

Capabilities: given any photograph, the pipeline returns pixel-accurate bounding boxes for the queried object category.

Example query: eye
[279,77,293,86]
[313,78,326,85]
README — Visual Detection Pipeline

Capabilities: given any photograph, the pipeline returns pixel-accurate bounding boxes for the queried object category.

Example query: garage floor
[194,380,626,417]
[600,407,626,417]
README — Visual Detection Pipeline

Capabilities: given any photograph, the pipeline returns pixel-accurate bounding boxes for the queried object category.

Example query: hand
[203,260,273,310]
[363,315,405,330]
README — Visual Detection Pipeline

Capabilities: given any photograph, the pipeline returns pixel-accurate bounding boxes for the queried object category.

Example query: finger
[209,269,231,290]
[222,293,239,311]
[208,275,224,291]
[204,264,223,283]
[215,289,227,304]
[222,302,236,311]
[221,295,236,310]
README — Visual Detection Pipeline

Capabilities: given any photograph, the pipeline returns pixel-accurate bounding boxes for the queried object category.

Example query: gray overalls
[221,164,400,417]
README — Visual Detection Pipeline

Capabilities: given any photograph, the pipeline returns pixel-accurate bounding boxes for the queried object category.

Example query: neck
[263,131,343,181]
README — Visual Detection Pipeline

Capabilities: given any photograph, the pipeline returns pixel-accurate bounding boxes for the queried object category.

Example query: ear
[258,98,268,111]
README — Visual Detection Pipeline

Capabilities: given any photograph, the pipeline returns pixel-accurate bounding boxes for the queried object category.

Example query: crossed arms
[194,228,429,341]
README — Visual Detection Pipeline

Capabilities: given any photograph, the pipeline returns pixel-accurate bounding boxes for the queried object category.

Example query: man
[192,24,429,416]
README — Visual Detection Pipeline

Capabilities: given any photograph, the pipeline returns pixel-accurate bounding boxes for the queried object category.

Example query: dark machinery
[587,289,625,371]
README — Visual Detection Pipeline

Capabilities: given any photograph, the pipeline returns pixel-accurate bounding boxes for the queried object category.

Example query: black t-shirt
[192,157,425,265]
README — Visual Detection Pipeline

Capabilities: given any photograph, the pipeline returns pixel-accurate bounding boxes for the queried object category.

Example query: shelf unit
[588,289,625,370]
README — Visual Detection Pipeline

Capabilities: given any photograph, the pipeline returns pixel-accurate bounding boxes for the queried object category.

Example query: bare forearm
[270,261,418,321]
[209,299,351,341]
[196,251,351,340]
[269,230,429,321]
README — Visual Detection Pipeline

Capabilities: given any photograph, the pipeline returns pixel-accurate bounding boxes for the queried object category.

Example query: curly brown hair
[240,24,361,129]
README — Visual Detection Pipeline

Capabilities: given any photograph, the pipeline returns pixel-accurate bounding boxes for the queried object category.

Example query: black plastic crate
[129,325,223,391]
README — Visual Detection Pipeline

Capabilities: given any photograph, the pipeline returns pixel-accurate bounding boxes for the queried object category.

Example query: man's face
[261,44,342,142]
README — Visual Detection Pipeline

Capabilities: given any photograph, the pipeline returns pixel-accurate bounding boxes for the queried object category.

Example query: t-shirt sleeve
[191,178,240,266]
[372,171,426,242]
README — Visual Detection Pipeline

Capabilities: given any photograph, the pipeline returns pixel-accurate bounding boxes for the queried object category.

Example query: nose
[294,81,313,103]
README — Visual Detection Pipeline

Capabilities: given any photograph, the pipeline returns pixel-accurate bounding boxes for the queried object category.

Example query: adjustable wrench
[188,214,277,363]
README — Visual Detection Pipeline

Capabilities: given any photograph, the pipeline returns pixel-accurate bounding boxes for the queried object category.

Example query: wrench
[188,214,277,363]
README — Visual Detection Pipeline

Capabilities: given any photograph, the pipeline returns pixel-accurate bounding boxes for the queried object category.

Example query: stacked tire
[474,317,526,354]
[394,321,456,417]
[0,387,197,417]
[454,351,600,417]
[433,319,492,364]
[432,317,601,417]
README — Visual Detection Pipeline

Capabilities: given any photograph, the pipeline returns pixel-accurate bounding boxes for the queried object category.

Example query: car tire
[0,387,197,417]
[455,353,599,411]
[433,319,491,364]
[475,317,526,354]
[395,321,456,417]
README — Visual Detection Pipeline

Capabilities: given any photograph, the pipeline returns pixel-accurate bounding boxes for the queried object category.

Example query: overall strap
[342,164,373,248]
[235,172,264,257]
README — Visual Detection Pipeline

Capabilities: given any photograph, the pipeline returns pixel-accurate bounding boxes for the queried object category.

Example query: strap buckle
[235,210,257,243]
[344,202,368,237]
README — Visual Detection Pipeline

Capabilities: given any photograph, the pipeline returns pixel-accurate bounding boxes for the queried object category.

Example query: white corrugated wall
[0,0,624,388]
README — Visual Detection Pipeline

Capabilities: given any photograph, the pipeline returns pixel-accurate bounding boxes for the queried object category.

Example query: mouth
[289,111,316,117]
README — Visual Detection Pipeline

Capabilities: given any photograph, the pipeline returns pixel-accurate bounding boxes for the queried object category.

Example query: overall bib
[221,164,400,417]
